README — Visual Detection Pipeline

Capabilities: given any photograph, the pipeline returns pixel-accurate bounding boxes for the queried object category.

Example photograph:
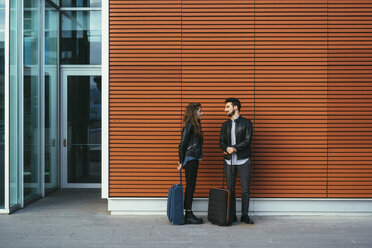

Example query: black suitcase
[207,187,232,226]
[207,158,233,226]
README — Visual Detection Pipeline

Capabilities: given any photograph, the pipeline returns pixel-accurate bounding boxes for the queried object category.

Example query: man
[220,97,254,224]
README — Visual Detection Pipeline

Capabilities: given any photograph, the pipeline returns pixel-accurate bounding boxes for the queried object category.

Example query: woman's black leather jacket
[178,122,203,165]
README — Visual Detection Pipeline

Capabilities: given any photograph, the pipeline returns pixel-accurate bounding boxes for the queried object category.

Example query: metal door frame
[60,65,101,188]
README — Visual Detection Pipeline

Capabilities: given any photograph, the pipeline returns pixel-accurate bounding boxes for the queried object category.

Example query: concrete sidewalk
[0,189,372,248]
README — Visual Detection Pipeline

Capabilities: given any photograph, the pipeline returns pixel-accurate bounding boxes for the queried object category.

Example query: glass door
[61,68,101,188]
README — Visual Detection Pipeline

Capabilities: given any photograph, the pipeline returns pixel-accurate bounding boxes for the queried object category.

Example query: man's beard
[227,109,235,117]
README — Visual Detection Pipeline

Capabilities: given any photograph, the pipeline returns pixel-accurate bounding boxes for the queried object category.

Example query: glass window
[61,0,101,7]
[61,11,101,65]
[24,0,41,203]
[45,2,59,193]
[0,0,4,209]
[9,0,20,209]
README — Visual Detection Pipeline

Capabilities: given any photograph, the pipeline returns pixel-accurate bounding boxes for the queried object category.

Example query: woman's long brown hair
[183,102,202,136]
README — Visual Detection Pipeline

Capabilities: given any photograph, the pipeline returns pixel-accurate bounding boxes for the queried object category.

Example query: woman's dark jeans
[184,160,199,210]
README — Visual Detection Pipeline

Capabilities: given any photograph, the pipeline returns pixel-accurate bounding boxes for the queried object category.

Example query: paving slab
[1,189,372,248]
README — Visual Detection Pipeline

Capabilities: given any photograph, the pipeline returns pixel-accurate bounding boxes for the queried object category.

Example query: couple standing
[178,98,254,225]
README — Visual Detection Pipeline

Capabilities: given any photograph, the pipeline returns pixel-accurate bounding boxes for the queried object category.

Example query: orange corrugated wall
[328,0,372,197]
[109,0,372,198]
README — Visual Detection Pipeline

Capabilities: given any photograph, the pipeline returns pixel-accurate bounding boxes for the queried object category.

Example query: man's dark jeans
[224,159,252,217]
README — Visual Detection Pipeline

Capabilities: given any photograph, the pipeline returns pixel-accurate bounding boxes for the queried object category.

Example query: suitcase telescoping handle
[222,154,233,189]
[179,168,182,186]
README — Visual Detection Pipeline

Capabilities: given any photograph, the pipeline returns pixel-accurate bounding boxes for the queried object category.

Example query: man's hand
[226,147,237,154]
[177,163,182,170]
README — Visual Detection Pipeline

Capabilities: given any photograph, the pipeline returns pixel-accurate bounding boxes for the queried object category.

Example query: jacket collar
[231,115,241,123]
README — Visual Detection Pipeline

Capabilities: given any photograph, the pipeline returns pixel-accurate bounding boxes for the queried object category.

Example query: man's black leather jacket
[220,115,253,159]
[179,122,203,165]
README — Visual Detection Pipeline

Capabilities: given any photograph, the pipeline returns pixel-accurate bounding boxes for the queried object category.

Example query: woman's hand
[177,163,182,170]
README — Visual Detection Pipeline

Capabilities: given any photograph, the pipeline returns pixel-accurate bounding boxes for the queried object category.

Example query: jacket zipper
[187,143,197,150]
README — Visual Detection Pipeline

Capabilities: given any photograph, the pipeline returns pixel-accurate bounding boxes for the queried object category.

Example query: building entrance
[60,67,101,188]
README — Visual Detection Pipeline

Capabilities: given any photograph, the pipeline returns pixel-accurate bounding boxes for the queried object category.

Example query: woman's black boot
[184,210,203,224]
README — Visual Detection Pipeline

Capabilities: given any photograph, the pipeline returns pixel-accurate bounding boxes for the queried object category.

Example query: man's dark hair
[225,97,241,111]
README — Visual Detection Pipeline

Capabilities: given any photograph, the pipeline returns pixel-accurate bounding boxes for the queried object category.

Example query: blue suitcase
[167,170,184,225]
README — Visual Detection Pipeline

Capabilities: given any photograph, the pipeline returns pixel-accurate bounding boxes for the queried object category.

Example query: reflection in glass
[61,0,101,7]
[50,0,59,6]
[68,76,101,183]
[24,0,41,202]
[9,0,20,208]
[45,2,59,193]
[61,11,101,65]
[0,0,4,209]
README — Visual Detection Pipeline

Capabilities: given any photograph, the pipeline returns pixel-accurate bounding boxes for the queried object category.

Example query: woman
[178,102,203,224]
